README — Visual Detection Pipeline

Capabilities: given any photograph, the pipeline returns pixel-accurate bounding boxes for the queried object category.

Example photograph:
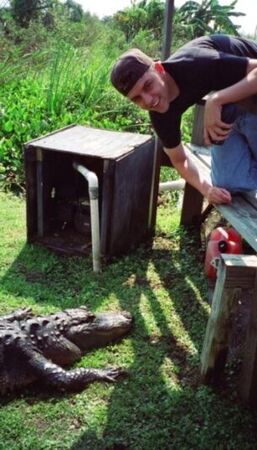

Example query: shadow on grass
[1,236,257,449]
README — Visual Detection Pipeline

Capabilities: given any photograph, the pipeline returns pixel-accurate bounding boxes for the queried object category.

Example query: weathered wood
[25,125,152,160]
[191,103,205,146]
[180,183,204,226]
[148,137,163,231]
[239,273,257,407]
[107,139,156,256]
[201,259,237,383]
[24,126,156,260]
[201,255,257,384]
[221,254,257,289]
[217,197,257,252]
[24,147,38,241]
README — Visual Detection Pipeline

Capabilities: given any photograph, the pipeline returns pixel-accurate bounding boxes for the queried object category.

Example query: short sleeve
[150,108,183,148]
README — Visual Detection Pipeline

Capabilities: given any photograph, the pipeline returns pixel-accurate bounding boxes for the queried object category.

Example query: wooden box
[24,125,156,258]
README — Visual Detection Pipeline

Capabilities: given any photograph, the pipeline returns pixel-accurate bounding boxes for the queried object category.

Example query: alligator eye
[87,313,96,322]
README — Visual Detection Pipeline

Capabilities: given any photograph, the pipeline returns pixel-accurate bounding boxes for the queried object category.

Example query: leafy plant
[175,0,244,39]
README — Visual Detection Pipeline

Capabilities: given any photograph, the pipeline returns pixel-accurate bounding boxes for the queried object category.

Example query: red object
[204,227,242,280]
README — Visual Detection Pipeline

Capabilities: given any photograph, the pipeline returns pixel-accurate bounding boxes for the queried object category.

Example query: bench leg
[180,182,204,227]
[239,277,257,407]
[201,254,257,406]
[200,264,239,383]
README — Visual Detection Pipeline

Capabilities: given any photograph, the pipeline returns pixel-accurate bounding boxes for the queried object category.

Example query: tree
[64,0,83,22]
[10,0,53,27]
[113,0,165,42]
[175,0,244,39]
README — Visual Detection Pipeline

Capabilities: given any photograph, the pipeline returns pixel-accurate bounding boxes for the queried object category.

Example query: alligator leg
[19,344,126,392]
[42,335,82,366]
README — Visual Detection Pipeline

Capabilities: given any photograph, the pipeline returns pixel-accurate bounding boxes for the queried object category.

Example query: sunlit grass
[0,191,257,450]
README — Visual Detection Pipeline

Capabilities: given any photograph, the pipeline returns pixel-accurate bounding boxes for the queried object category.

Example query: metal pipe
[159,179,185,192]
[73,162,101,273]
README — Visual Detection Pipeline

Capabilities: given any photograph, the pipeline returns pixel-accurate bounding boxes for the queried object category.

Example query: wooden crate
[24,125,156,258]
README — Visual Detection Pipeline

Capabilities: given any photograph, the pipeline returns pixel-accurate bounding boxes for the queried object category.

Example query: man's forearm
[172,152,211,197]
[165,144,232,204]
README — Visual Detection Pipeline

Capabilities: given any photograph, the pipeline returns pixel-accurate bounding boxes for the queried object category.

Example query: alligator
[0,306,132,394]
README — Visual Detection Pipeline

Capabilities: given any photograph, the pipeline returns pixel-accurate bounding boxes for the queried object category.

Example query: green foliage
[113,0,165,44]
[0,39,150,191]
[0,0,246,192]
[175,0,244,40]
[44,42,81,115]
[64,0,83,22]
[10,0,53,27]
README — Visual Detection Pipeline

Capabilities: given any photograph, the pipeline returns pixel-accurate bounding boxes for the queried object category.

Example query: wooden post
[239,273,257,407]
[201,259,238,383]
[180,103,210,227]
[201,255,257,387]
[191,103,205,146]
[180,183,204,227]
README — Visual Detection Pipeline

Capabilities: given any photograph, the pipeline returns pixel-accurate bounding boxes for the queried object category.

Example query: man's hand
[165,143,232,205]
[204,96,233,146]
[206,186,232,204]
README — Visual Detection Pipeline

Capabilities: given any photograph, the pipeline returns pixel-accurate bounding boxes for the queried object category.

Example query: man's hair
[110,48,153,96]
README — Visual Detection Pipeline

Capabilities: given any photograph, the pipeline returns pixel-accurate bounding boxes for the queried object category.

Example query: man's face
[127,65,178,113]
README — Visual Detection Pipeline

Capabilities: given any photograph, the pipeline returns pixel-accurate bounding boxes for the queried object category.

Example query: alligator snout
[66,310,133,351]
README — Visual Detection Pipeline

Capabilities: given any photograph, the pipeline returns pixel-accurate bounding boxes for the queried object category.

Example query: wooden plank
[239,272,257,407]
[222,254,257,267]
[201,261,237,383]
[107,139,155,256]
[24,147,38,241]
[191,103,205,146]
[100,160,116,256]
[183,144,257,252]
[187,143,211,168]
[201,255,257,383]
[180,183,204,226]
[25,125,152,160]
[217,197,257,252]
[222,254,257,289]
[242,191,257,209]
[148,137,163,232]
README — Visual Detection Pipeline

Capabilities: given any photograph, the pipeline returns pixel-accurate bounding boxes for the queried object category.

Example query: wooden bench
[180,102,257,250]
[160,103,257,406]
[200,253,257,407]
[180,143,257,251]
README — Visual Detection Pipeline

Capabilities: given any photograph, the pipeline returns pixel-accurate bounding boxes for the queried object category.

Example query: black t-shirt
[150,34,257,148]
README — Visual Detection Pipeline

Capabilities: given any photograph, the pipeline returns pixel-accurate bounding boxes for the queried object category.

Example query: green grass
[0,191,257,450]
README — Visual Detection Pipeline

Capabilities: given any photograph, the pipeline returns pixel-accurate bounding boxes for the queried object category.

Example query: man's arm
[204,59,257,145]
[164,143,232,204]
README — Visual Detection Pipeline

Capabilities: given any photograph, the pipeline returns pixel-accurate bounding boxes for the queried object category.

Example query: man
[110,35,257,204]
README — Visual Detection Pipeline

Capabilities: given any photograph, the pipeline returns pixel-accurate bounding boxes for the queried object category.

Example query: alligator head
[64,308,133,350]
